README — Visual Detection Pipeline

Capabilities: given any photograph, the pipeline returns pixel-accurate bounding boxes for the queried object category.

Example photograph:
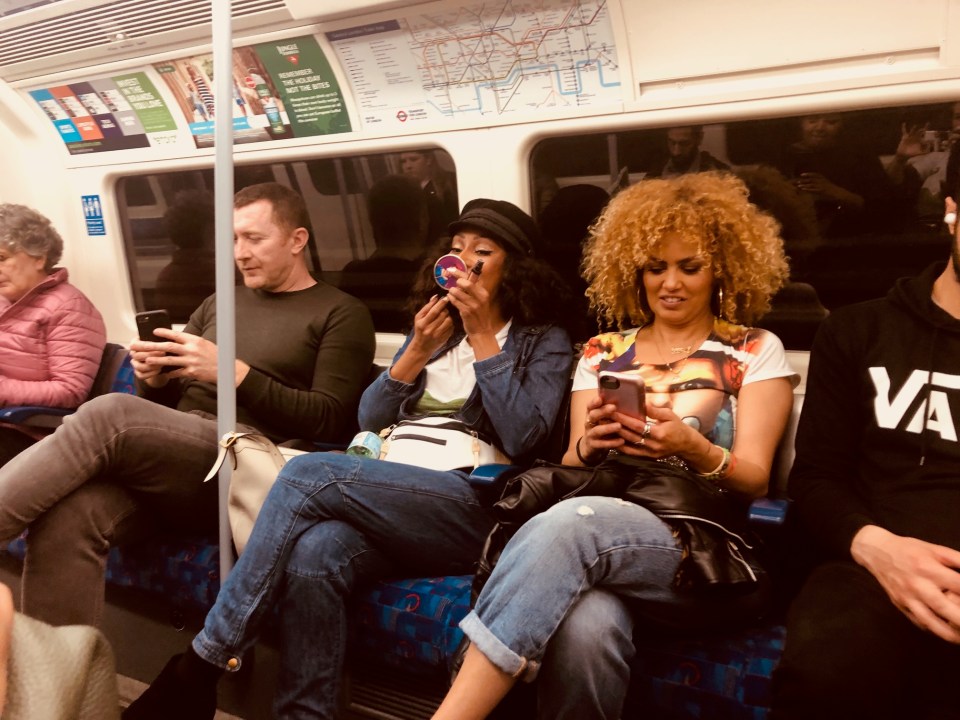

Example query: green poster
[112,72,177,134]
[254,35,351,137]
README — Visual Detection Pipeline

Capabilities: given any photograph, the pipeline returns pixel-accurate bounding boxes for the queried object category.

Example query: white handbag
[380,417,511,471]
[204,432,307,554]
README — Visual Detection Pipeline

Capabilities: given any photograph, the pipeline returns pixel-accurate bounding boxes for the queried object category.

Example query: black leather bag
[472,457,760,603]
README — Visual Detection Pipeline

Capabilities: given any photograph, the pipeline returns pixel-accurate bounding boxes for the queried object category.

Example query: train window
[531,101,960,349]
[116,148,458,330]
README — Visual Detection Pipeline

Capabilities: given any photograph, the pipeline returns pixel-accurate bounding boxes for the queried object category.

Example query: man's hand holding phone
[131,310,174,386]
[131,310,239,387]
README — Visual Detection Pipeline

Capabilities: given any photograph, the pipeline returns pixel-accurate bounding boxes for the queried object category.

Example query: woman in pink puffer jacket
[0,204,106,467]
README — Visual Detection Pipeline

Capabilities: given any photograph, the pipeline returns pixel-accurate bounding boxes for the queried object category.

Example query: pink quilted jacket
[0,268,106,408]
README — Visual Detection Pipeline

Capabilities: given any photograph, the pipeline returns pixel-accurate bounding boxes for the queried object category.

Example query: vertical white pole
[212,0,236,578]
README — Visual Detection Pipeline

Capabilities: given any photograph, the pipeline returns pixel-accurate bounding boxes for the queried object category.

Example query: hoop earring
[715,285,725,320]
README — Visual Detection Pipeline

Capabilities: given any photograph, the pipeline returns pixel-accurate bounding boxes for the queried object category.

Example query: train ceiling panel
[284,0,433,22]
[0,0,292,82]
[623,0,957,104]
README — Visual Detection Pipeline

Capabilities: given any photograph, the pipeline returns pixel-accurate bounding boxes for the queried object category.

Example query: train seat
[0,371,801,719]
[0,342,135,429]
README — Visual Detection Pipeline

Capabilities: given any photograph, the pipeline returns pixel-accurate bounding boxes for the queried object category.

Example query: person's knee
[73,391,140,418]
[274,454,355,517]
[521,497,658,553]
[65,392,148,438]
[29,484,136,553]
[775,562,912,711]
[277,453,344,493]
[285,521,367,584]
[523,499,592,543]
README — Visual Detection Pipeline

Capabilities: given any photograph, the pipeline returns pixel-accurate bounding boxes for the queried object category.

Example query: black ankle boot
[122,651,219,720]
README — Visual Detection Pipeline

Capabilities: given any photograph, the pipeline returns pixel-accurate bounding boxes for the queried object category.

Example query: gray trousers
[0,394,223,626]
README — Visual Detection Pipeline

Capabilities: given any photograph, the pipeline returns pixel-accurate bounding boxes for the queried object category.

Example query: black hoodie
[789,262,960,559]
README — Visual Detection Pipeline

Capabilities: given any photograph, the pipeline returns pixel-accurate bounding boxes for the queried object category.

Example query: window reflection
[116,149,458,332]
[530,102,960,348]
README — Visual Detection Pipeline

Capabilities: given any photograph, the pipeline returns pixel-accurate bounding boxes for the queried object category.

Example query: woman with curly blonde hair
[434,172,798,720]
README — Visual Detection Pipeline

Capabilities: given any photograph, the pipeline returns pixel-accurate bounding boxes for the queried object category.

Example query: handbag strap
[203,431,266,483]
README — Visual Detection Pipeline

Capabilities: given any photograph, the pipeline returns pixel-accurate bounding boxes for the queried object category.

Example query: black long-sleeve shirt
[789,262,960,559]
[143,282,375,443]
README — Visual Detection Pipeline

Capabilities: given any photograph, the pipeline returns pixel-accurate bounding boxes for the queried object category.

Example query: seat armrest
[748,497,790,527]
[467,463,517,486]
[467,464,519,505]
[0,405,73,429]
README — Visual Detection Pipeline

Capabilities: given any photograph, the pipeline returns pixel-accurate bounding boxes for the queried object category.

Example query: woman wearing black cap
[434,173,796,720]
[125,200,575,720]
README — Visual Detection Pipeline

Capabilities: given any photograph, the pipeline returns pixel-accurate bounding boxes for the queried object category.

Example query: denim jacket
[358,323,572,465]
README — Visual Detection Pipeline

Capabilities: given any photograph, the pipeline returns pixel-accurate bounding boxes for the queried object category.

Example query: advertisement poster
[29,73,178,154]
[153,35,350,148]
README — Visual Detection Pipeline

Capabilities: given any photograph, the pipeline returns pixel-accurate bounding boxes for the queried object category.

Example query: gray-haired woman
[0,204,106,466]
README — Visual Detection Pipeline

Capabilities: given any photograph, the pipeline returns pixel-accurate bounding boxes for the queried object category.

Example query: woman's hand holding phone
[615,403,710,460]
[593,371,652,458]
[580,393,627,461]
[593,371,703,459]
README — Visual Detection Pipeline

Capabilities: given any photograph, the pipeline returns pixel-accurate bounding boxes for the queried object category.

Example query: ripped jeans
[460,496,765,720]
[191,452,495,719]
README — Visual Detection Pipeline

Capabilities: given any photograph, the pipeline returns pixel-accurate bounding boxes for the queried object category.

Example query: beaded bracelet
[576,436,604,467]
[698,445,733,483]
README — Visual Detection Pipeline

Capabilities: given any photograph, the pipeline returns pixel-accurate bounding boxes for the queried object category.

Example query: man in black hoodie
[773,198,960,718]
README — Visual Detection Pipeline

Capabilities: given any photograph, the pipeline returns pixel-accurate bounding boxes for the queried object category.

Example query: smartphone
[135,309,171,341]
[135,309,174,373]
[598,371,646,419]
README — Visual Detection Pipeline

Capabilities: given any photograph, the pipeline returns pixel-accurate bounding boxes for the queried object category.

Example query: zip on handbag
[379,417,509,471]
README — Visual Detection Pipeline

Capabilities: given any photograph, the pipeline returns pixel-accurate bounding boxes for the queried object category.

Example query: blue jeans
[461,496,764,720]
[191,452,495,719]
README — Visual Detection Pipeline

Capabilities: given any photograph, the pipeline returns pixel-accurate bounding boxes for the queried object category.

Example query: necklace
[650,326,710,378]
[651,333,689,378]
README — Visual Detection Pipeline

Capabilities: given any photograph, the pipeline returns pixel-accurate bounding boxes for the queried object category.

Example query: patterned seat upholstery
[4,531,787,718]
[629,623,786,719]
[0,354,797,717]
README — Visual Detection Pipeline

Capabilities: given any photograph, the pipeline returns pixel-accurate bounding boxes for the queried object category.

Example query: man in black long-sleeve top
[773,197,960,719]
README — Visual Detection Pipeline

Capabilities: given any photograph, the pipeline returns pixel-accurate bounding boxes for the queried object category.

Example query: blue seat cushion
[351,575,472,677]
[5,534,786,717]
[628,622,786,719]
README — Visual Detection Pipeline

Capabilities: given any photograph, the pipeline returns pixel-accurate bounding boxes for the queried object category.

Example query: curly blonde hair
[582,172,788,328]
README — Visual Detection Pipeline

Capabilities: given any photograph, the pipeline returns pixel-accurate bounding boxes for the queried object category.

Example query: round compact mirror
[434,253,467,290]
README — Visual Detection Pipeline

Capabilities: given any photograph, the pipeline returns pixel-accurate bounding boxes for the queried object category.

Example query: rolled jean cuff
[459,610,540,683]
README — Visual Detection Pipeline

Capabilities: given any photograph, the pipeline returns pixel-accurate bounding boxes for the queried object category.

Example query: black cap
[448,199,539,256]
